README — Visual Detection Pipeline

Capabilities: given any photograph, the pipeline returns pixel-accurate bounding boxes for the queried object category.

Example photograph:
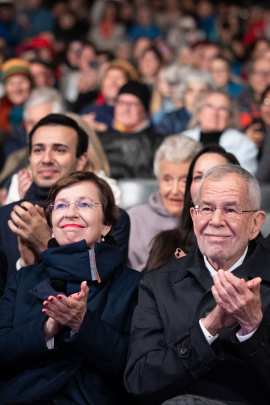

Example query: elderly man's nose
[210,208,224,224]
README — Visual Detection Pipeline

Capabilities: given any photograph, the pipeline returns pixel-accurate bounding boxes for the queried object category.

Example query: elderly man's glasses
[195,204,257,219]
[51,199,100,213]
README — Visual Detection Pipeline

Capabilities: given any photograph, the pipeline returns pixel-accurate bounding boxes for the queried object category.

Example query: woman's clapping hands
[43,281,89,341]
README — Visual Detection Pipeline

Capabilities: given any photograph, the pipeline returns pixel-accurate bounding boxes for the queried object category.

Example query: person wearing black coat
[97,81,165,179]
[0,249,8,297]
[98,125,164,179]
[125,165,270,405]
[0,171,141,405]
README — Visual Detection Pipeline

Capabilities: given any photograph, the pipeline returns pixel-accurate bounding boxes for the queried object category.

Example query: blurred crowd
[1,0,270,266]
[2,2,270,403]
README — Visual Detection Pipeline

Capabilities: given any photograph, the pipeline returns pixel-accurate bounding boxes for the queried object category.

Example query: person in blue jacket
[128,5,161,41]
[0,170,141,405]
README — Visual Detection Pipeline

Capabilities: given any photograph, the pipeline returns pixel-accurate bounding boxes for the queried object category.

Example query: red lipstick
[62,224,83,228]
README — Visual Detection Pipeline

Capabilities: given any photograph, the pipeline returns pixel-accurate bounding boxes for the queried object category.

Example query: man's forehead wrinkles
[201,178,247,197]
[201,199,238,205]
[201,188,242,199]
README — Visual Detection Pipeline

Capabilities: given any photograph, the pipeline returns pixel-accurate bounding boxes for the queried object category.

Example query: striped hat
[1,58,31,82]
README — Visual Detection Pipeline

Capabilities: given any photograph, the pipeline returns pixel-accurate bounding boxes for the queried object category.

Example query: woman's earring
[101,235,105,242]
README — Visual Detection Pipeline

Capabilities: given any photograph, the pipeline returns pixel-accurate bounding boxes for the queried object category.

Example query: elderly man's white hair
[176,70,215,101]
[196,164,261,210]
[24,87,66,120]
[154,135,202,178]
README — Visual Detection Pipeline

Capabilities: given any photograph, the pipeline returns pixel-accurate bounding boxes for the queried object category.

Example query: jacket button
[32,288,37,292]
[180,347,188,355]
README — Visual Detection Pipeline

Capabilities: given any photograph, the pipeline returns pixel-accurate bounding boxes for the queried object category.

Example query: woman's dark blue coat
[0,239,142,405]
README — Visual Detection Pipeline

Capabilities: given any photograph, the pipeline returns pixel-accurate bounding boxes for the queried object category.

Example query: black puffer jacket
[97,125,165,179]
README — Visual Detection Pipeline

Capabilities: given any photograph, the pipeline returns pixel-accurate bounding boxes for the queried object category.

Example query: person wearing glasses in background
[125,164,270,405]
[237,58,270,128]
[182,90,258,174]
[98,81,164,179]
[0,171,141,405]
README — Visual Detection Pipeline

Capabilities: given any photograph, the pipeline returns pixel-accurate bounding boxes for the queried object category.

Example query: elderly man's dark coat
[124,240,270,405]
[0,240,141,404]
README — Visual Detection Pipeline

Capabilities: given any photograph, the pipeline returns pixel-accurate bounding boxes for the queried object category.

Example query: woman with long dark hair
[147,144,240,270]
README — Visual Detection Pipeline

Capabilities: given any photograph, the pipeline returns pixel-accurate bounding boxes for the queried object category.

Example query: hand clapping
[212,270,263,335]
[8,201,52,255]
[43,281,89,341]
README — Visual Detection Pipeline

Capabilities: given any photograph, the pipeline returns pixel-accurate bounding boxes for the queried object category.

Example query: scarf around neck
[40,239,123,284]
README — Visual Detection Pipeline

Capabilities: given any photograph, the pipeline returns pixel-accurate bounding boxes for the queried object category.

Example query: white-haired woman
[156,69,215,135]
[128,135,202,272]
[182,90,258,174]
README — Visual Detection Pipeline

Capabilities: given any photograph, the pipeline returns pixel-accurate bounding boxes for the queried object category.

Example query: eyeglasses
[195,204,257,219]
[252,70,270,76]
[204,103,229,115]
[51,199,100,213]
[116,100,142,108]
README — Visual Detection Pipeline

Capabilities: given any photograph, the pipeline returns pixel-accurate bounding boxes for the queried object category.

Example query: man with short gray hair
[125,164,270,405]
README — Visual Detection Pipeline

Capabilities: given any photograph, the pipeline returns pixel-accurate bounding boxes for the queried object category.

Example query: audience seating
[118,178,159,210]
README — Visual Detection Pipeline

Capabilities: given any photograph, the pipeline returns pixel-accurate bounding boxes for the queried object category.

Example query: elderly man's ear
[249,210,266,241]
[190,207,196,222]
[76,152,88,171]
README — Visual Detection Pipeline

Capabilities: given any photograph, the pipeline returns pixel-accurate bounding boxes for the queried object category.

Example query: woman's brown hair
[44,171,119,230]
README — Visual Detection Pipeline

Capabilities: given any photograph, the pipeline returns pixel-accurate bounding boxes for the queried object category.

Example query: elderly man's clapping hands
[202,271,263,336]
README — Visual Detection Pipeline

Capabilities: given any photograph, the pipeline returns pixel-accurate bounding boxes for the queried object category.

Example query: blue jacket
[156,107,190,136]
[10,8,54,44]
[227,81,246,98]
[0,240,141,404]
[128,24,161,41]
[80,103,114,129]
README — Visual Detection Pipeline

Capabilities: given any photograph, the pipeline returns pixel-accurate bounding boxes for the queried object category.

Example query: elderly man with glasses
[125,164,270,405]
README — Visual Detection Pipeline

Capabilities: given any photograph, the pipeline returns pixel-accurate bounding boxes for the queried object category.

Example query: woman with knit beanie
[0,58,32,170]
